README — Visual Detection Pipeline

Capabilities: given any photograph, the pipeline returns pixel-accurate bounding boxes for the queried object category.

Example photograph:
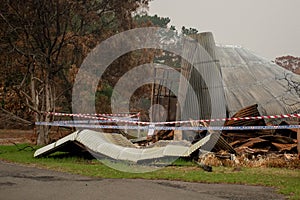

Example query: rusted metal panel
[224,104,266,127]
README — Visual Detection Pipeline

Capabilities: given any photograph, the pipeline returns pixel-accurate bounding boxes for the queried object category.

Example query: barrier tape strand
[35,121,300,131]
[43,111,300,125]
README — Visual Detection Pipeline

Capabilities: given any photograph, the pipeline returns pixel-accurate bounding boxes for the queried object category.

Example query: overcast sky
[149,0,300,60]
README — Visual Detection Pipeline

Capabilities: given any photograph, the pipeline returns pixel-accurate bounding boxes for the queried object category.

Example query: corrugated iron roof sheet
[217,44,300,116]
[177,32,300,121]
[34,129,215,162]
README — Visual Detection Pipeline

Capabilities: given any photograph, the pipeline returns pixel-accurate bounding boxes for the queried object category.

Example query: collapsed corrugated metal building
[153,32,300,123]
[152,32,300,142]
[218,44,300,117]
[34,32,300,161]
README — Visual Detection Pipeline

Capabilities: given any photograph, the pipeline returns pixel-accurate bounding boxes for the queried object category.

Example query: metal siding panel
[34,131,79,157]
[34,143,56,157]
[77,130,107,152]
[96,143,123,159]
[163,145,189,156]
[118,148,142,162]
[184,134,212,157]
[140,148,165,160]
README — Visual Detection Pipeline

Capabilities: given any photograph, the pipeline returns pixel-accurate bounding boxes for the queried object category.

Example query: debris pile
[198,151,300,168]
[131,104,299,166]
[221,104,298,155]
[196,104,300,168]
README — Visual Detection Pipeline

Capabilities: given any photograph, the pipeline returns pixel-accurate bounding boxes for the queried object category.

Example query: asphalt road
[0,161,285,200]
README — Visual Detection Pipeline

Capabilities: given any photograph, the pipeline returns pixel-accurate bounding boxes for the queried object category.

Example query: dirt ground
[0,129,36,145]
[0,160,285,200]
[0,129,71,145]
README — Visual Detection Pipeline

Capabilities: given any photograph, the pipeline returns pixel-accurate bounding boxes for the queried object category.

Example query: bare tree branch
[0,107,33,125]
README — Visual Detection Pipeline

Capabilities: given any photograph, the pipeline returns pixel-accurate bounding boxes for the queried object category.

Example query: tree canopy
[0,0,152,144]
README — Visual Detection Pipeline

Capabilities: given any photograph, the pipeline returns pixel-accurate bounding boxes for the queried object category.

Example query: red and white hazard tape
[44,112,139,119]
[44,111,300,125]
[81,113,140,117]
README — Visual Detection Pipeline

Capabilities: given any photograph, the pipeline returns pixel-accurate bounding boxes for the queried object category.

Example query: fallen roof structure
[217,44,300,117]
[177,32,300,120]
[34,129,216,162]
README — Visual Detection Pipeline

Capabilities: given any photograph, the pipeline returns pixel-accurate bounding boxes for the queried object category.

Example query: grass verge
[0,144,299,199]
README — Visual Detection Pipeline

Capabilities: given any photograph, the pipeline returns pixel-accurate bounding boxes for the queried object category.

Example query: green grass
[1,144,300,199]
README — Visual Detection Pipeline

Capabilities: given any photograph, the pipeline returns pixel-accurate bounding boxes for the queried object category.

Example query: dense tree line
[0,0,152,145]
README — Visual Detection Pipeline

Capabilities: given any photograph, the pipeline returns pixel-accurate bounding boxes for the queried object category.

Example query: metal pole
[297,130,300,159]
